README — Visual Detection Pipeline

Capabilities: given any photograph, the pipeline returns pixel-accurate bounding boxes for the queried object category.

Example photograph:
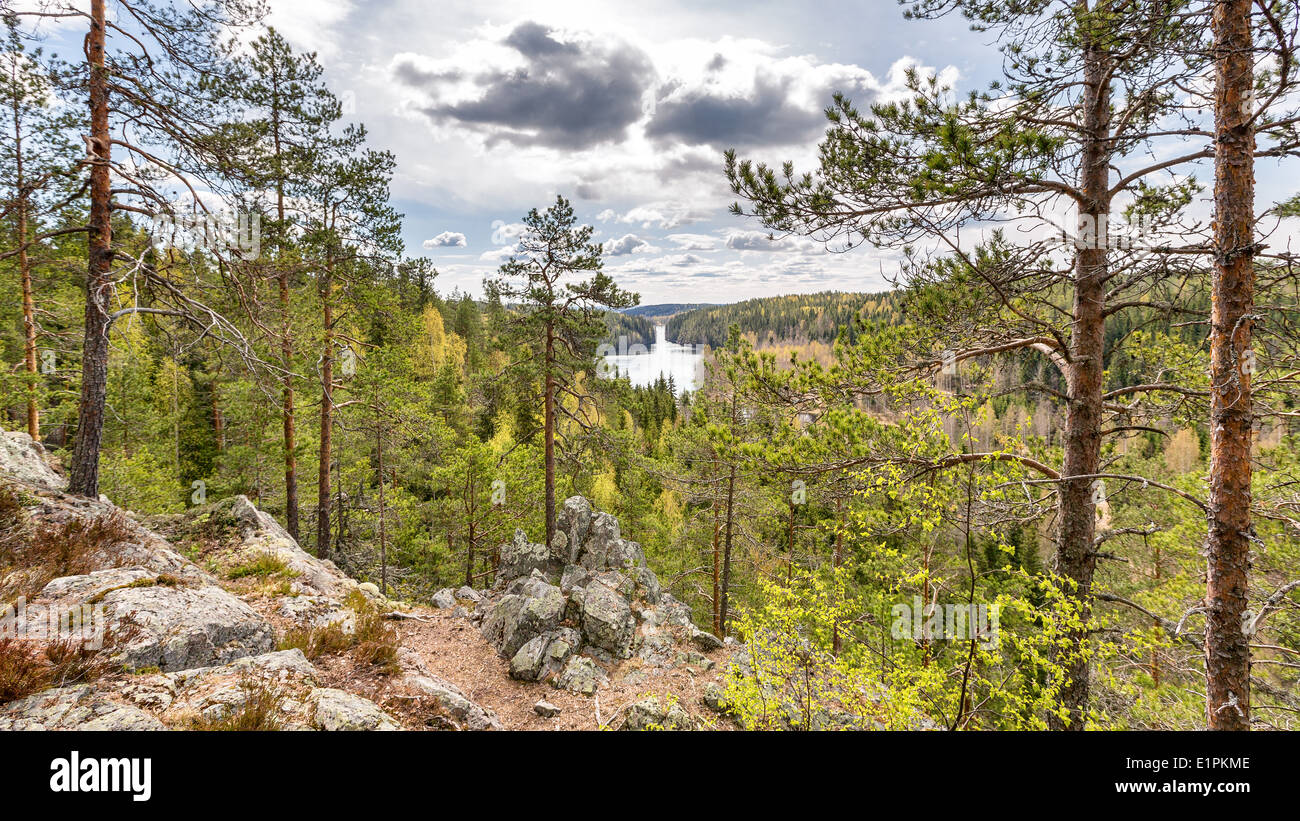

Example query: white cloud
[479,245,518,262]
[665,233,718,251]
[602,201,714,229]
[490,220,529,245]
[726,230,825,253]
[423,231,467,248]
[603,233,655,256]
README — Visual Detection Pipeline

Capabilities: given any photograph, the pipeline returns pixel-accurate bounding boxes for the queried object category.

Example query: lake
[600,325,703,394]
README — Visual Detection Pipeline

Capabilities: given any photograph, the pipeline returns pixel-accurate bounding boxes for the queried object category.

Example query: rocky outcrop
[0,428,497,731]
[0,685,166,731]
[481,573,566,658]
[474,496,721,714]
[149,495,362,600]
[0,647,403,731]
[310,688,400,731]
[619,696,697,731]
[0,428,716,732]
[0,429,65,491]
[47,572,274,672]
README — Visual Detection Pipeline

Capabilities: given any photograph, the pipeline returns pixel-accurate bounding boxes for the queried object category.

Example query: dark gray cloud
[392,60,462,86]
[504,21,580,58]
[647,76,828,148]
[401,22,655,150]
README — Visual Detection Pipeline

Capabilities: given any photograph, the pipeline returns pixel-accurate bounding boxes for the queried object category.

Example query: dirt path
[396,608,731,730]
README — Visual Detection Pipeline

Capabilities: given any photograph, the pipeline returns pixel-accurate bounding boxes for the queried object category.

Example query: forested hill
[666,291,903,347]
[602,311,657,347]
[622,303,716,319]
[603,303,717,347]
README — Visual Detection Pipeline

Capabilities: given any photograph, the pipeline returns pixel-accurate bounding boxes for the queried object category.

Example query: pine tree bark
[543,324,557,546]
[271,94,300,541]
[376,426,387,596]
[10,70,39,442]
[720,463,737,635]
[17,153,38,442]
[711,490,722,636]
[1049,39,1113,730]
[280,270,299,540]
[68,0,112,497]
[1205,0,1255,731]
[316,260,333,559]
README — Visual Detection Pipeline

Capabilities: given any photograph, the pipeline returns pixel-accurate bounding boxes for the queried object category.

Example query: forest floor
[239,592,735,730]
[395,607,734,730]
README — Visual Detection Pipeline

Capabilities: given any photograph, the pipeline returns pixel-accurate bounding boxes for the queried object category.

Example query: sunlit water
[601,325,703,394]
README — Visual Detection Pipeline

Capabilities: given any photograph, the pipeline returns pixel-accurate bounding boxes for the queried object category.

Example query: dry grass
[0,484,136,602]
[278,590,401,674]
[185,674,285,731]
[0,630,132,705]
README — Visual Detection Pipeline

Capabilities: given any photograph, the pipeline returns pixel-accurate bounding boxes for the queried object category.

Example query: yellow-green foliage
[725,565,1086,731]
[225,552,296,580]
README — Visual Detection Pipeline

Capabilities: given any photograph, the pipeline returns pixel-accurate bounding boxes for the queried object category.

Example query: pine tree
[486,196,638,546]
[225,28,343,541]
[0,15,78,441]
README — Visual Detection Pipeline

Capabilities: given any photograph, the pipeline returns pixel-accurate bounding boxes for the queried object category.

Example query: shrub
[225,553,295,580]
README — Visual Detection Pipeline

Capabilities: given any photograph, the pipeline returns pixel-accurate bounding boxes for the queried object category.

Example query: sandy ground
[396,608,732,730]
[238,585,732,731]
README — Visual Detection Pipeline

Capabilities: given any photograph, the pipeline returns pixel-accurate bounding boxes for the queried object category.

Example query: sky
[28,0,1300,306]
[261,0,995,304]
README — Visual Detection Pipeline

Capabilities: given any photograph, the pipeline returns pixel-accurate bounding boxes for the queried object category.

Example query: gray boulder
[40,572,275,672]
[691,629,725,651]
[508,628,579,682]
[480,572,565,657]
[0,428,66,491]
[556,655,606,696]
[620,696,696,731]
[431,588,456,609]
[310,688,400,731]
[497,529,553,582]
[0,685,165,731]
[579,580,635,658]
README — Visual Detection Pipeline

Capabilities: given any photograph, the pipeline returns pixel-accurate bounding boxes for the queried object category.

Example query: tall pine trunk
[316,260,333,559]
[543,324,556,546]
[1205,0,1255,731]
[68,0,112,497]
[711,488,721,636]
[11,77,39,442]
[17,169,38,442]
[280,269,299,540]
[272,107,300,541]
[465,472,476,588]
[720,463,736,636]
[1049,40,1112,730]
[376,426,387,596]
